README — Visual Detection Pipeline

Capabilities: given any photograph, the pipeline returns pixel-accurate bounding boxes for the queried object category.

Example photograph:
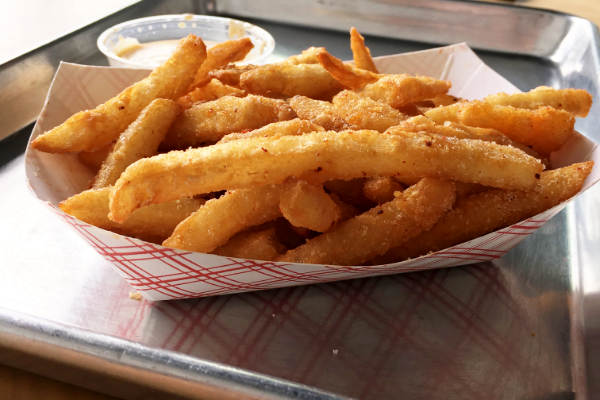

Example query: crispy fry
[78,142,114,171]
[324,178,374,210]
[93,99,181,189]
[360,74,451,109]
[430,94,462,107]
[178,79,245,109]
[350,27,378,73]
[32,35,207,153]
[285,47,326,65]
[162,185,282,253]
[363,176,406,204]
[371,162,594,264]
[212,227,286,261]
[425,101,575,154]
[209,64,256,87]
[289,96,350,131]
[484,86,592,117]
[59,187,202,243]
[109,130,543,223]
[316,50,379,90]
[218,119,323,144]
[276,178,456,266]
[280,177,341,232]
[191,38,254,89]
[161,95,296,150]
[332,90,408,132]
[240,63,344,98]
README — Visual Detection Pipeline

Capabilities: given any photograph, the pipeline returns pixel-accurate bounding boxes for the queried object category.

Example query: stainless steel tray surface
[1,1,600,399]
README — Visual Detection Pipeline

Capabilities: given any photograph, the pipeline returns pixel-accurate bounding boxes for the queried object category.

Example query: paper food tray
[25,43,600,301]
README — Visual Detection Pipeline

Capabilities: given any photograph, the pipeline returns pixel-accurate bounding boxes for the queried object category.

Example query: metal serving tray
[1,0,600,399]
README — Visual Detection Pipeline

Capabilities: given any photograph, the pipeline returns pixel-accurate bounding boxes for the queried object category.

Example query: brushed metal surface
[1,1,600,399]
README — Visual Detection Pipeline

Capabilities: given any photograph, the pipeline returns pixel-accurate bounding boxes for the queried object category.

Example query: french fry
[93,99,181,189]
[324,178,374,210]
[350,27,378,73]
[484,86,592,117]
[108,130,543,223]
[32,34,207,153]
[285,47,326,65]
[161,94,296,150]
[178,79,245,109]
[425,101,575,154]
[191,37,254,89]
[78,142,114,171]
[316,50,379,90]
[360,74,452,109]
[162,185,282,253]
[371,162,594,264]
[276,178,456,266]
[59,187,203,243]
[212,227,286,261]
[209,64,256,87]
[289,96,350,131]
[218,119,323,144]
[363,176,406,204]
[280,177,341,232]
[332,90,408,132]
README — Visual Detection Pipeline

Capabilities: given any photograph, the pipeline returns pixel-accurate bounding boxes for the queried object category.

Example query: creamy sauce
[228,20,246,39]
[116,38,220,67]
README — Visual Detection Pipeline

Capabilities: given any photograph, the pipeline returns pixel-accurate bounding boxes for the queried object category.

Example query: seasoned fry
[212,227,286,261]
[59,187,203,243]
[178,79,245,109]
[209,64,256,87]
[350,27,378,73]
[32,34,207,153]
[240,63,343,99]
[162,185,282,253]
[371,162,594,264]
[109,130,543,223]
[285,47,326,65]
[363,176,406,204]
[280,177,341,232]
[360,74,451,109]
[78,142,114,171]
[276,178,456,266]
[93,99,181,189]
[332,90,408,132]
[316,50,379,90]
[289,96,350,131]
[161,95,296,150]
[484,86,592,117]
[425,101,575,154]
[191,37,254,89]
[218,119,323,144]
[324,178,374,210]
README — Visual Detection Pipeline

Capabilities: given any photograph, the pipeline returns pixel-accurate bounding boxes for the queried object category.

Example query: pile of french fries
[33,29,594,266]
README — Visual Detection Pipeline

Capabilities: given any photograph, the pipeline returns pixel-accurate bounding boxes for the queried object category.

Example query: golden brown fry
[212,227,286,261]
[350,27,378,73]
[240,63,343,99]
[59,187,202,243]
[285,47,326,65]
[328,193,362,222]
[425,101,575,154]
[324,178,374,209]
[162,185,282,253]
[78,142,114,171]
[363,176,406,204]
[191,37,254,89]
[109,130,543,223]
[93,99,181,189]
[209,64,257,87]
[32,35,207,153]
[316,50,379,90]
[276,178,456,266]
[280,177,341,232]
[430,94,462,107]
[360,74,451,109]
[332,90,408,132]
[289,96,350,131]
[371,162,594,264]
[178,79,245,109]
[218,119,324,144]
[484,86,592,117]
[161,94,296,150]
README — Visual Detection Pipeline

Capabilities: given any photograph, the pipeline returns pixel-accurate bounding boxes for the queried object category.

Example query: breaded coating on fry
[425,101,575,154]
[178,79,245,109]
[162,94,296,149]
[350,27,378,73]
[363,176,406,204]
[163,185,282,253]
[191,37,254,89]
[484,86,592,117]
[360,74,451,109]
[371,162,594,264]
[316,50,379,90]
[109,130,543,223]
[59,187,202,243]
[78,142,114,171]
[276,178,456,266]
[212,227,287,261]
[209,64,256,87]
[289,96,350,131]
[32,34,207,153]
[332,90,408,132]
[218,119,324,144]
[93,99,181,189]
[285,47,326,65]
